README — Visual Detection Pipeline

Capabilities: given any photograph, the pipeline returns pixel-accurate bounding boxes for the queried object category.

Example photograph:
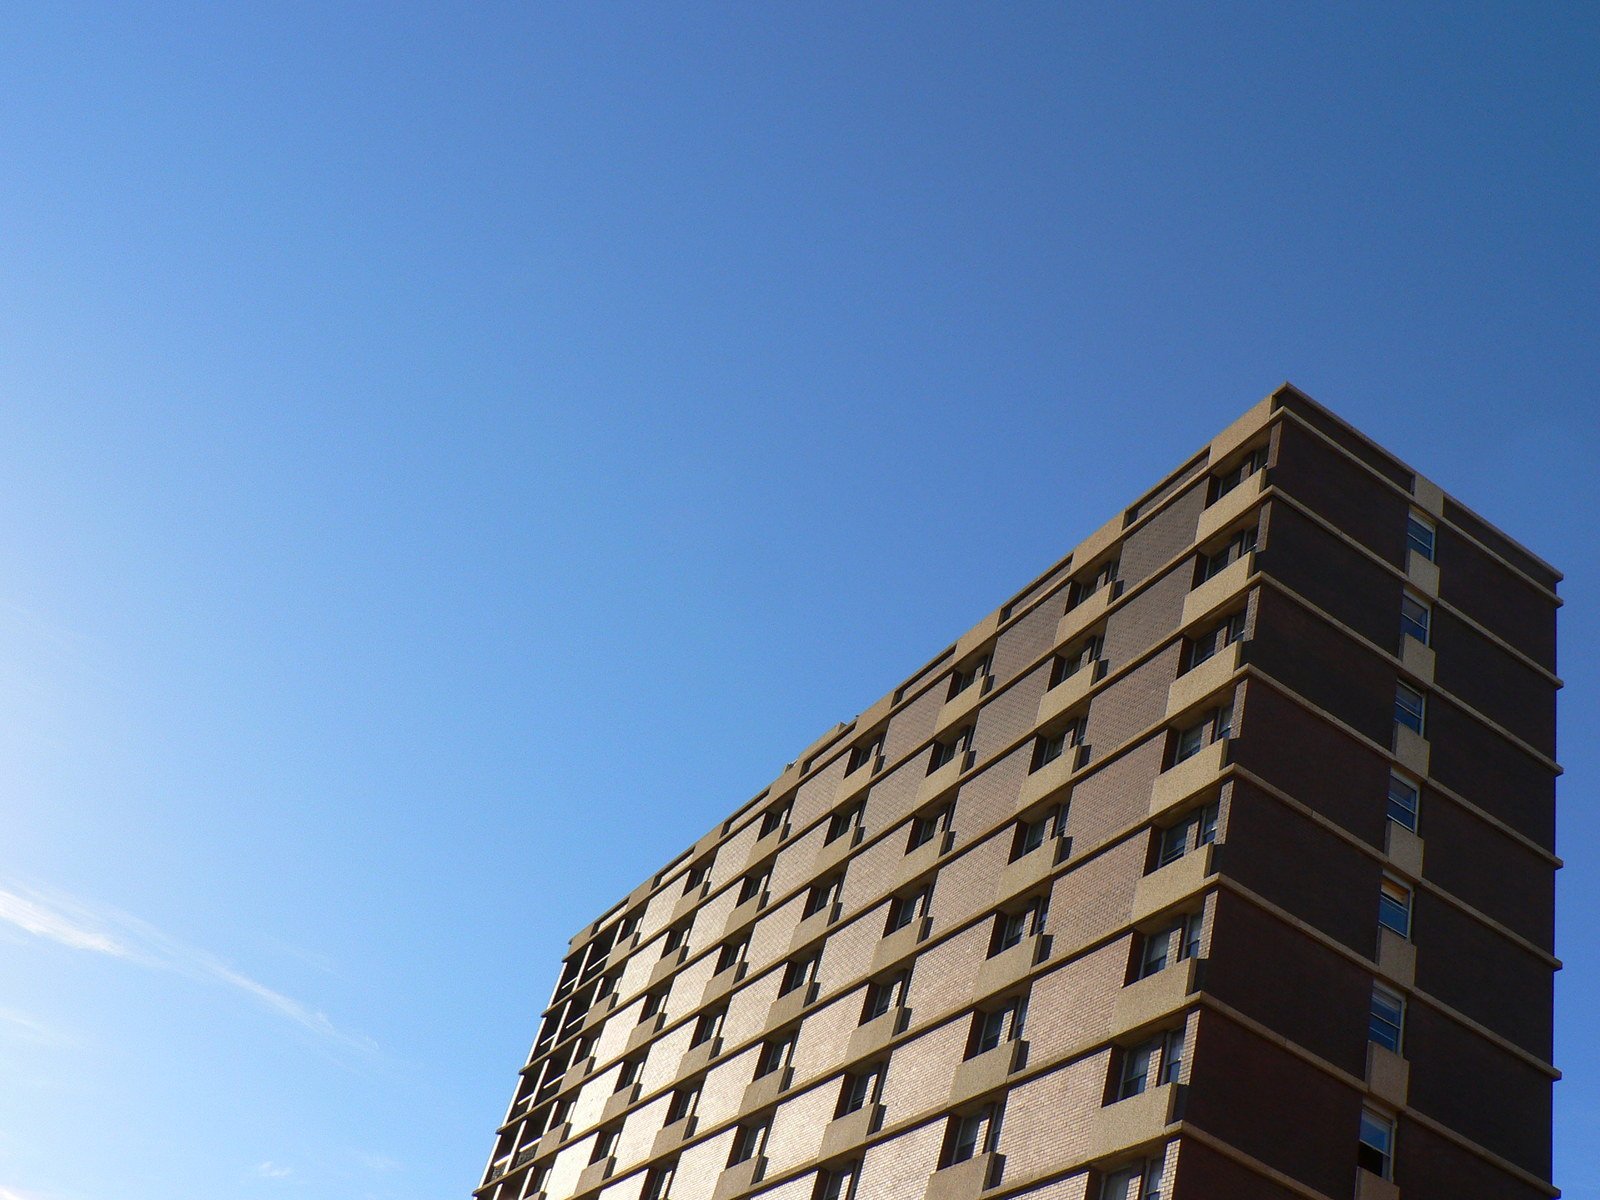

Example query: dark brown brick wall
[1257,499,1405,651]
[1426,695,1557,850]
[1431,607,1556,755]
[1437,523,1558,669]
[1414,891,1552,1059]
[1271,417,1410,565]
[1172,1137,1311,1200]
[1422,787,1554,950]
[1275,392,1414,491]
[1396,1117,1552,1200]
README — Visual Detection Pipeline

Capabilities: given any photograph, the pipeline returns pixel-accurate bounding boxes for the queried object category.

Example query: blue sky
[0,4,1594,1199]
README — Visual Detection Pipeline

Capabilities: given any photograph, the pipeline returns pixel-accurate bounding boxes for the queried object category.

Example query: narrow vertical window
[1378,877,1413,938]
[1369,984,1405,1053]
[1386,774,1420,832]
[1357,1108,1396,1178]
[1394,683,1426,735]
[1406,513,1436,561]
[1400,593,1431,644]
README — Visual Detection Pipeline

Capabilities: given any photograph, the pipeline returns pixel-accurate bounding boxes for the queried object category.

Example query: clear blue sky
[0,5,1594,1199]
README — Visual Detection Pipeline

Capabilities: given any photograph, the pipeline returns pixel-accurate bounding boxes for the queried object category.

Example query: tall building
[476,385,1560,1200]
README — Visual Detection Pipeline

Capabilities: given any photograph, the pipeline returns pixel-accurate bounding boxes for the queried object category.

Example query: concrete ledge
[678,1036,722,1078]
[1376,928,1416,989]
[701,963,748,1008]
[1130,846,1215,927]
[1088,1082,1178,1161]
[813,826,864,877]
[741,1066,792,1114]
[1181,553,1253,629]
[531,1122,569,1162]
[1207,395,1273,465]
[847,1005,907,1061]
[924,1151,1000,1199]
[1036,659,1101,728]
[949,1040,1024,1107]
[1400,635,1435,684]
[1195,470,1265,545]
[648,947,687,988]
[819,1103,882,1161]
[1014,748,1079,812]
[711,1155,766,1200]
[937,676,992,733]
[671,883,709,923]
[573,1156,614,1196]
[1112,959,1198,1037]
[917,752,972,808]
[1406,548,1440,598]
[993,840,1068,907]
[558,1055,595,1093]
[788,902,842,955]
[896,829,956,888]
[1385,823,1424,878]
[1366,1043,1410,1106]
[1393,725,1430,777]
[766,981,820,1030]
[1057,583,1116,646]
[625,1013,665,1053]
[972,933,1046,1002]
[651,1114,696,1159]
[1166,642,1242,720]
[1355,1168,1401,1200]
[1149,741,1227,820]
[835,759,881,808]
[723,891,767,938]
[872,917,933,975]
[1412,474,1445,517]
[600,1082,640,1124]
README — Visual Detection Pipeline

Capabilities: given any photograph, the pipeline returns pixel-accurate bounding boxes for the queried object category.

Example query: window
[1378,877,1412,938]
[846,732,884,776]
[814,1163,860,1200]
[1011,803,1067,861]
[1211,445,1268,502]
[1156,801,1220,868]
[990,895,1048,955]
[1394,683,1426,735]
[929,725,975,773]
[826,802,865,846]
[665,1082,701,1124]
[1198,526,1257,582]
[642,1161,677,1200]
[759,799,791,840]
[1370,984,1405,1053]
[949,653,991,699]
[908,802,954,852]
[780,952,820,996]
[804,873,844,919]
[640,988,666,1020]
[690,1006,725,1048]
[943,1104,1000,1165]
[662,922,690,956]
[861,971,910,1023]
[1400,593,1431,645]
[836,1064,884,1116]
[715,936,749,976]
[1174,704,1233,763]
[590,1124,620,1163]
[1100,1157,1165,1200]
[1357,1107,1395,1178]
[885,884,934,935]
[616,1056,644,1090]
[1186,610,1246,670]
[1115,1030,1183,1100]
[1031,717,1086,771]
[683,860,711,896]
[1136,913,1203,979]
[738,868,769,906]
[729,1118,770,1165]
[1406,513,1436,562]
[1386,773,1419,832]
[969,995,1027,1056]
[754,1032,796,1079]
[1050,634,1103,687]
[1068,558,1120,610]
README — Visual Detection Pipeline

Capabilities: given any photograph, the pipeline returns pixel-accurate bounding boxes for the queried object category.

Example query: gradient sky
[0,5,1595,1199]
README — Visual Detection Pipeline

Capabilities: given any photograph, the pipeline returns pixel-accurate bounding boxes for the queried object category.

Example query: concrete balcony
[872,916,933,974]
[530,1122,569,1162]
[1400,635,1436,685]
[835,758,883,808]
[1406,548,1440,598]
[600,1082,640,1124]
[1392,724,1431,777]
[1014,746,1082,812]
[701,962,749,1008]
[1149,740,1228,820]
[948,1039,1025,1107]
[1058,582,1118,646]
[917,750,974,808]
[711,1156,766,1200]
[1166,642,1242,720]
[1367,1042,1410,1106]
[1036,658,1103,728]
[648,946,688,989]
[651,1114,696,1159]
[1195,470,1265,545]
[1385,822,1424,878]
[992,838,1069,907]
[972,932,1046,1001]
[558,1054,595,1094]
[1112,958,1198,1037]
[572,1156,614,1197]
[1376,928,1416,989]
[741,1065,793,1113]
[896,829,956,888]
[819,1102,882,1161]
[789,901,842,955]
[1355,1169,1401,1200]
[766,980,820,1030]
[1181,553,1254,629]
[1089,1082,1179,1160]
[813,826,865,877]
[671,882,710,923]
[678,1035,722,1078]
[625,1013,665,1053]
[924,1151,1000,1200]
[723,890,767,938]
[937,676,992,733]
[1130,845,1216,927]
[847,1004,908,1061]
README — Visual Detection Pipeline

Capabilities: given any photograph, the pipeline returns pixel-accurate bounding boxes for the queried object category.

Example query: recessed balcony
[1088,1081,1179,1160]
[1130,845,1216,927]
[1058,584,1118,646]
[1195,470,1266,544]
[1036,659,1103,729]
[972,932,1046,1001]
[923,1151,1001,1200]
[1181,553,1254,629]
[948,1039,1025,1107]
[872,916,933,974]
[1112,958,1198,1037]
[1165,643,1243,721]
[1149,741,1228,821]
[819,1102,883,1161]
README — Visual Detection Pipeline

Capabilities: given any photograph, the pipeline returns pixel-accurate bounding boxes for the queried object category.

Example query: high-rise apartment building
[476,385,1560,1200]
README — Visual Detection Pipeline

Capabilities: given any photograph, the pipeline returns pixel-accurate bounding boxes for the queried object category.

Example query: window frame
[1406,513,1436,562]
[1386,773,1420,832]
[1369,983,1405,1054]
[1378,876,1413,939]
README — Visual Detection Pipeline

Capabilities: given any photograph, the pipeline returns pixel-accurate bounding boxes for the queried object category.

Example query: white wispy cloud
[253,1162,293,1179]
[0,1185,51,1200]
[0,1006,74,1048]
[0,882,374,1054]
